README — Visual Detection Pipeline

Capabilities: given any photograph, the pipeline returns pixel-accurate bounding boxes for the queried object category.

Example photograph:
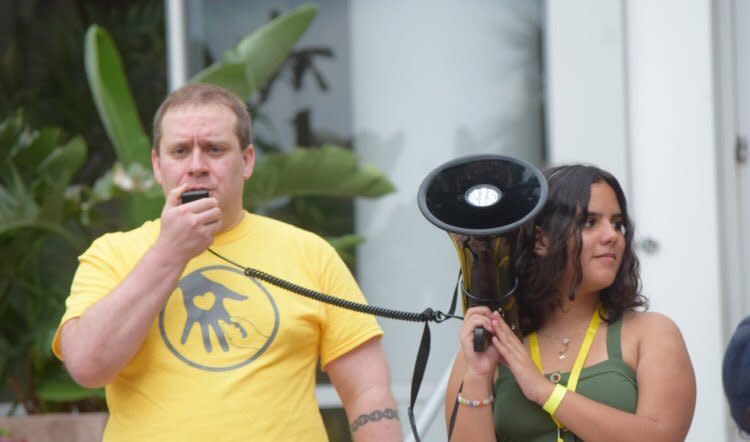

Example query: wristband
[542,384,567,416]
[456,392,494,408]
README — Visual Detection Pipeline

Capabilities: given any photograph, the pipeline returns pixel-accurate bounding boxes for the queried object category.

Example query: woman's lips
[594,253,617,263]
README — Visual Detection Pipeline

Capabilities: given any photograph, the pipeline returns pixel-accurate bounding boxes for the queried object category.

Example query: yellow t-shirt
[53,212,383,442]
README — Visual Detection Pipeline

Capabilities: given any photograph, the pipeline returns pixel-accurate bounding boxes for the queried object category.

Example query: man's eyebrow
[163,140,189,149]
[197,137,234,145]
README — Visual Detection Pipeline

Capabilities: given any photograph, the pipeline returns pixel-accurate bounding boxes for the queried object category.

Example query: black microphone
[180,190,209,204]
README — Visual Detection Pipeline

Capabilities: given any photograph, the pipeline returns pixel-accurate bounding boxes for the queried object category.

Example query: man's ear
[534,226,549,256]
[242,144,255,180]
[151,149,163,185]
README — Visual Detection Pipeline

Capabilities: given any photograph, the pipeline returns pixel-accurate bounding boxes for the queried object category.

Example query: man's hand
[156,184,222,264]
[60,184,222,387]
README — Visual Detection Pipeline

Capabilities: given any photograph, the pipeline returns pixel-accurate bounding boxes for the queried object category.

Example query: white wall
[714,0,744,438]
[545,0,630,191]
[626,2,724,440]
[547,0,727,440]
[351,2,544,440]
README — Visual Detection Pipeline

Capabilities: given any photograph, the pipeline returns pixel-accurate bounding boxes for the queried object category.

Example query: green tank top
[493,319,637,442]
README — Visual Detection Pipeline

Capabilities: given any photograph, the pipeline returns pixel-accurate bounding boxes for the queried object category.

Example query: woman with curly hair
[445,164,695,441]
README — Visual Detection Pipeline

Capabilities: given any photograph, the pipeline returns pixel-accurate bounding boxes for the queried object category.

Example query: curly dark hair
[514,164,647,334]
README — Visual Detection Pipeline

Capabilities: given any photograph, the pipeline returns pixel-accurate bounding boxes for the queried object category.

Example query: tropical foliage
[0,2,394,416]
[84,3,394,248]
[0,112,111,413]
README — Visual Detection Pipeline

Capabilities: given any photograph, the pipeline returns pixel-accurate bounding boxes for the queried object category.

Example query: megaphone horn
[418,154,548,351]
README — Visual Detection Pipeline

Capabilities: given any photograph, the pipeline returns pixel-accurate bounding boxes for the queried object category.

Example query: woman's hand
[490,311,553,405]
[460,307,504,379]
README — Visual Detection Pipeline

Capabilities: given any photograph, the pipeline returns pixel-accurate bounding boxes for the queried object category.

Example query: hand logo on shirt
[178,270,248,352]
[158,265,280,371]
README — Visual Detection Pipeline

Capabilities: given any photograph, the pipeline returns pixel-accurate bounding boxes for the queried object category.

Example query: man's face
[152,103,254,230]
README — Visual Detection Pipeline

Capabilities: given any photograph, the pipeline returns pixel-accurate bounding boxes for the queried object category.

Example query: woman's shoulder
[621,310,682,335]
[620,310,687,366]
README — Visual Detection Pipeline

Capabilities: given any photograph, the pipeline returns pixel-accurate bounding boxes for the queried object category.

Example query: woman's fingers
[462,316,493,344]
[491,314,520,349]
[491,315,529,365]
[463,308,494,332]
[464,306,493,320]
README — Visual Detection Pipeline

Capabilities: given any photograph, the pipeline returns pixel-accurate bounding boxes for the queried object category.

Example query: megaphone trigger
[473,327,489,352]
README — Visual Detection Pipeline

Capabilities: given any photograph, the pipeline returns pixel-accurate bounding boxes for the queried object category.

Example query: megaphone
[418,154,548,351]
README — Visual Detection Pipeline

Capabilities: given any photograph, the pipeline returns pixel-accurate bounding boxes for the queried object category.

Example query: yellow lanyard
[528,305,601,442]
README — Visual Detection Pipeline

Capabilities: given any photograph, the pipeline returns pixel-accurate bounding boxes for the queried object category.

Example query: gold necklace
[558,337,571,360]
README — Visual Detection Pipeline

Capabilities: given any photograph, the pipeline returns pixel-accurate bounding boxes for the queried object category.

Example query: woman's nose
[600,222,619,243]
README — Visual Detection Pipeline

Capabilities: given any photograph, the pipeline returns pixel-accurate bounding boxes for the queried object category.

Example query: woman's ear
[534,226,549,256]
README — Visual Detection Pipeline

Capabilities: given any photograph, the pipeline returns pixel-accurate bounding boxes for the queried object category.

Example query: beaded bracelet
[456,392,494,408]
[542,384,567,416]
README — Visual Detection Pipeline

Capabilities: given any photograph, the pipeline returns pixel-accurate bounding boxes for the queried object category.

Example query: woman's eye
[583,218,596,228]
[613,221,627,234]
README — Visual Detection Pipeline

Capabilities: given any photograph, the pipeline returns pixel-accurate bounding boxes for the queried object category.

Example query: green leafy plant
[0,111,119,414]
[83,3,395,259]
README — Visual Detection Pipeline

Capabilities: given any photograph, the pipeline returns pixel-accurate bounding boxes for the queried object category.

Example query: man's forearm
[346,389,403,442]
[350,408,400,433]
[61,244,187,387]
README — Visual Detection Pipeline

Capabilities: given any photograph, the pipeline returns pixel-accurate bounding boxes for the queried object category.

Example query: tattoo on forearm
[349,408,400,433]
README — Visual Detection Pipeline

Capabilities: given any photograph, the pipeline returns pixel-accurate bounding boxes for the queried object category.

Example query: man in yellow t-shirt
[53,83,402,441]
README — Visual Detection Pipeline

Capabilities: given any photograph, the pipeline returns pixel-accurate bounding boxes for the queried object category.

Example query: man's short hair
[724,316,750,433]
[152,83,252,152]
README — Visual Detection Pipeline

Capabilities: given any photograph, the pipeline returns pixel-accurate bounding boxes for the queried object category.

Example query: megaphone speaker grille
[418,155,547,236]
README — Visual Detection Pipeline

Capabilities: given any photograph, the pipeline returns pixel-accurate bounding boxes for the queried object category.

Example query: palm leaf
[36,135,86,222]
[13,127,61,173]
[0,165,39,234]
[191,4,318,98]
[84,25,151,168]
[0,111,27,162]
[245,145,395,210]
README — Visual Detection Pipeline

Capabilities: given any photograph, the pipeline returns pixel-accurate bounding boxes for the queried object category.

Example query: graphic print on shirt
[159,265,279,371]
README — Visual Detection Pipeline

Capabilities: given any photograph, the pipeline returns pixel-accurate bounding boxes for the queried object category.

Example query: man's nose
[187,148,208,174]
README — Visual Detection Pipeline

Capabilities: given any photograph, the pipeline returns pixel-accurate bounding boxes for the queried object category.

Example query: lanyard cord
[529,306,601,441]
[206,247,463,442]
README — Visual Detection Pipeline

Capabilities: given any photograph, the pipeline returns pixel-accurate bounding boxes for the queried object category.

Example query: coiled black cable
[207,248,459,324]
[206,246,462,442]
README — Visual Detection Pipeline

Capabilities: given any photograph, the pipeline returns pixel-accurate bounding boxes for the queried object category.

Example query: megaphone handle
[473,327,488,352]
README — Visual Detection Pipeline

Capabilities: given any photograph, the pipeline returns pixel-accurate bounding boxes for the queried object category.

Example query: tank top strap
[606,318,623,360]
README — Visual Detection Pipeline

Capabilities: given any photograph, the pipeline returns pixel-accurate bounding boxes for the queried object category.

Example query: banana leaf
[84,25,151,168]
[244,145,396,211]
[13,128,62,174]
[191,4,318,98]
[0,166,41,237]
[36,136,86,222]
[84,162,164,227]
[85,25,162,227]
[0,145,84,248]
[0,112,28,163]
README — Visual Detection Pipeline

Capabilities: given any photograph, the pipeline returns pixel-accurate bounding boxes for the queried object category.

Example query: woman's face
[575,182,627,295]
